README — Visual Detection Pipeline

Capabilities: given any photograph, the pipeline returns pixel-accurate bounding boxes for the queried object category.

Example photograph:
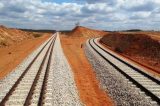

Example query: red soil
[0,33,51,79]
[0,25,34,47]
[0,25,52,79]
[68,26,107,38]
[60,27,114,105]
[120,31,160,41]
[60,36,114,106]
[100,32,160,74]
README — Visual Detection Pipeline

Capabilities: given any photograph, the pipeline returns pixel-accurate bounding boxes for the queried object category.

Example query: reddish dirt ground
[100,42,160,77]
[68,26,107,38]
[100,32,160,76]
[60,35,114,106]
[0,25,34,47]
[120,31,160,41]
[0,33,51,79]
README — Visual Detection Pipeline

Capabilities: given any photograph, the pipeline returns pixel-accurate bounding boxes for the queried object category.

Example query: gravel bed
[84,40,153,106]
[30,43,51,105]
[47,34,83,106]
[5,35,53,105]
[0,36,52,102]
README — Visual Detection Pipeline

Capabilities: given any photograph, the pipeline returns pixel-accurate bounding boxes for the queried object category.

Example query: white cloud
[0,0,160,30]
[0,2,3,9]
[130,12,151,19]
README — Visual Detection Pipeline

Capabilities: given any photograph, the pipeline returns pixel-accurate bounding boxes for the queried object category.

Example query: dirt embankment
[0,25,52,79]
[0,33,51,79]
[120,31,160,41]
[0,25,45,47]
[68,26,107,38]
[100,32,160,73]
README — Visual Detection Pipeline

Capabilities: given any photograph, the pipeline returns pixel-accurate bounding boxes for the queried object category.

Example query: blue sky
[0,0,160,30]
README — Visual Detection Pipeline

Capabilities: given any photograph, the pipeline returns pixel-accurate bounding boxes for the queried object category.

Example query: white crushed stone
[0,37,52,102]
[5,36,53,105]
[84,40,153,106]
[47,33,83,106]
[0,33,83,105]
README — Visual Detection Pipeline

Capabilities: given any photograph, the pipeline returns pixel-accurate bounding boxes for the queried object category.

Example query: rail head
[24,35,56,106]
[0,35,54,106]
[93,38,160,84]
[88,39,160,105]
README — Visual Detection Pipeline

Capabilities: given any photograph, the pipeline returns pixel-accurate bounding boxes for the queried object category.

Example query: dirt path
[0,33,51,79]
[60,35,114,106]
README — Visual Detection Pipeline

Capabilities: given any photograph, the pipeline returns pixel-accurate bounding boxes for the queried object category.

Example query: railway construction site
[0,25,160,106]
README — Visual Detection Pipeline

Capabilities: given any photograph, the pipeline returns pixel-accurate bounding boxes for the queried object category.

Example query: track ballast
[88,38,160,105]
[0,33,56,106]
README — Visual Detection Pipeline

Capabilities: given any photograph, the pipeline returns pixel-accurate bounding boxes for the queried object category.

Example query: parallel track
[88,38,160,105]
[0,33,56,106]
[38,34,56,106]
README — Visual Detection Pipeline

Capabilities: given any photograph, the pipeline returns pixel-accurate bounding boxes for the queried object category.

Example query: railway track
[88,38,160,105]
[0,33,56,106]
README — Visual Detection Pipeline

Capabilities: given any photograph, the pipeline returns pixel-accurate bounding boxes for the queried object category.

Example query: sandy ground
[60,35,113,106]
[0,33,51,79]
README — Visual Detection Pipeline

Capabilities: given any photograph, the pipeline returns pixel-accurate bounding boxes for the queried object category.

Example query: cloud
[130,12,151,20]
[0,0,160,30]
[81,3,114,14]
[0,0,82,30]
[121,0,159,12]
[0,2,3,9]
[77,0,117,5]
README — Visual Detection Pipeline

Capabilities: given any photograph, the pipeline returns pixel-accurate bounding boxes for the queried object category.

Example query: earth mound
[68,26,107,37]
[100,32,160,73]
[0,25,34,47]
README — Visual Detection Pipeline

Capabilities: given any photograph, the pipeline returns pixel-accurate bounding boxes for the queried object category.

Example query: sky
[0,0,160,31]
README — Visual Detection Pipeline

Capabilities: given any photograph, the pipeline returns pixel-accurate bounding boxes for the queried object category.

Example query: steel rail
[93,39,160,84]
[0,35,54,106]
[38,34,57,106]
[24,35,56,106]
[88,39,160,105]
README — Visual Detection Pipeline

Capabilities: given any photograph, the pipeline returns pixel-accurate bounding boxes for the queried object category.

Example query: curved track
[0,33,56,106]
[88,38,160,105]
